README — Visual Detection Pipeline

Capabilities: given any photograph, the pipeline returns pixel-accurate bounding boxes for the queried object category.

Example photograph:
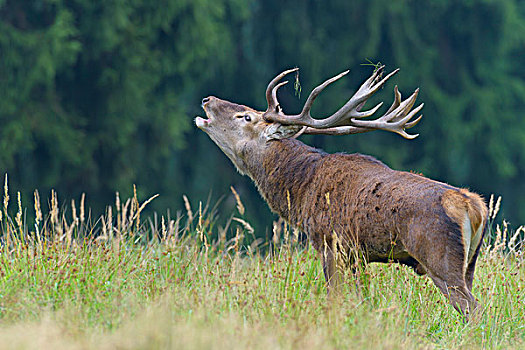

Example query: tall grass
[0,174,524,349]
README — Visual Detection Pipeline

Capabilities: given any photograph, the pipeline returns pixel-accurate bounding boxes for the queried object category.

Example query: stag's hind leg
[417,241,479,319]
[426,270,478,319]
[465,242,482,292]
[465,221,487,291]
[406,218,479,319]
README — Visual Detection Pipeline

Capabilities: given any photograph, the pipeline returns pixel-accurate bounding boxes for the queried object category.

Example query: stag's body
[196,66,487,317]
[246,137,486,310]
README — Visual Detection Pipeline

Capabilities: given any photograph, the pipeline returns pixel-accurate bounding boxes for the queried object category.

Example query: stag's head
[196,66,424,173]
[195,95,303,173]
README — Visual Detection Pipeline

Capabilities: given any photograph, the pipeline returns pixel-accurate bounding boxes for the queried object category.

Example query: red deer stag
[195,66,488,317]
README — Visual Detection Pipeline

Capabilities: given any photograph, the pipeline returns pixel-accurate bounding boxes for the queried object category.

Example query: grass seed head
[492,196,501,220]
[50,190,59,226]
[71,199,78,223]
[116,192,121,213]
[80,193,86,223]
[230,186,245,216]
[3,173,9,214]
[15,191,22,231]
[183,195,193,222]
[232,217,254,234]
[272,220,281,245]
[34,190,42,224]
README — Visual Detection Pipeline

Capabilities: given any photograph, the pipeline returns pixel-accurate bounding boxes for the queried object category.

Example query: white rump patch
[469,220,484,263]
[462,213,472,275]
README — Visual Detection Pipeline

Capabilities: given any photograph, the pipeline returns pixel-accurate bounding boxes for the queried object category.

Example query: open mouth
[195,115,210,128]
[195,105,213,129]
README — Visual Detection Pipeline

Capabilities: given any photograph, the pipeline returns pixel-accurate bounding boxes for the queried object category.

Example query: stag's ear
[263,123,305,140]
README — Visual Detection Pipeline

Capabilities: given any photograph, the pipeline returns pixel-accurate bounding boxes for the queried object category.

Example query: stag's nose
[202,97,212,105]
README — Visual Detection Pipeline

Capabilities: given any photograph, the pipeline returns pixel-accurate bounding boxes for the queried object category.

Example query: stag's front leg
[322,248,341,297]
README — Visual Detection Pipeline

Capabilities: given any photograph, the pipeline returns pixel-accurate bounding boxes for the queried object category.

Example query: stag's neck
[244,138,326,224]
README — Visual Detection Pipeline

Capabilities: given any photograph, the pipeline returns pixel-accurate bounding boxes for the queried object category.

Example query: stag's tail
[462,190,488,265]
[442,189,488,275]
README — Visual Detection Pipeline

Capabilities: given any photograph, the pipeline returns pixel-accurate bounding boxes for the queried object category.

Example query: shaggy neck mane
[245,138,326,225]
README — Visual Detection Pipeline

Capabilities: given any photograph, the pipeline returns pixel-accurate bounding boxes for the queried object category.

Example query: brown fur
[196,96,488,318]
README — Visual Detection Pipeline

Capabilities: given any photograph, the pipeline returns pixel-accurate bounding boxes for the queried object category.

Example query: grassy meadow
[0,175,524,349]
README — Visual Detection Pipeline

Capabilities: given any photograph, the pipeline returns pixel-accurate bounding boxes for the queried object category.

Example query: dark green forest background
[1,0,525,237]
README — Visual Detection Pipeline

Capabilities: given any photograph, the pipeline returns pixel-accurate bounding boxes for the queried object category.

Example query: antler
[263,66,423,139]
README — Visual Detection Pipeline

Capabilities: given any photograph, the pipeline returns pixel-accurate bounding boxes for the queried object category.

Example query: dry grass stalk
[71,199,78,224]
[198,201,203,240]
[218,226,227,247]
[129,196,136,230]
[508,225,524,259]
[170,212,181,244]
[159,215,167,242]
[272,220,281,245]
[99,210,108,242]
[183,195,193,223]
[116,192,121,212]
[108,206,113,241]
[133,185,139,232]
[489,221,508,259]
[3,174,9,215]
[65,217,75,248]
[121,198,130,233]
[232,217,254,234]
[80,193,85,224]
[488,194,494,217]
[168,218,177,243]
[14,191,23,243]
[286,190,291,216]
[50,190,58,225]
[133,193,159,228]
[230,186,245,216]
[33,190,42,245]
[116,192,122,236]
[492,196,501,220]
[3,175,10,248]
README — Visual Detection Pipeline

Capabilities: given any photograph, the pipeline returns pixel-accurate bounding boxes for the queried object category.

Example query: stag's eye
[237,114,252,122]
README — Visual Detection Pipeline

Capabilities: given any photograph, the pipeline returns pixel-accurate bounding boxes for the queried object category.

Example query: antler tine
[405,113,423,129]
[302,67,400,127]
[264,69,350,124]
[385,85,402,115]
[352,88,419,125]
[396,102,424,127]
[300,70,350,116]
[385,88,418,122]
[350,101,384,119]
[349,89,423,139]
[364,65,385,86]
[271,81,289,112]
[265,68,299,113]
[360,68,399,104]
[390,103,424,139]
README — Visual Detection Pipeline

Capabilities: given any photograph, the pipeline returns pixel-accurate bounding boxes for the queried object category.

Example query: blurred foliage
[1,0,525,234]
